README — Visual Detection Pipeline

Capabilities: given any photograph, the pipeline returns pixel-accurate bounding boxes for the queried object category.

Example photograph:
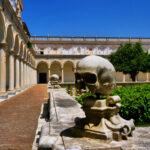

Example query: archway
[64,61,75,82]
[6,25,15,90]
[37,62,48,83]
[50,61,61,82]
[0,12,5,42]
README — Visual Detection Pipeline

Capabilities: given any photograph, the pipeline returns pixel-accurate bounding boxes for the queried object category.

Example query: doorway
[39,73,47,83]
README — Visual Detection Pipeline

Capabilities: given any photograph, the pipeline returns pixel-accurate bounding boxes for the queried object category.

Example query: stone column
[23,62,26,86]
[26,64,29,85]
[123,74,126,83]
[0,43,6,93]
[61,67,64,83]
[146,73,149,82]
[8,52,15,91]
[74,68,76,73]
[15,57,20,89]
[28,65,31,85]
[35,69,37,84]
[48,68,51,81]
[20,60,24,87]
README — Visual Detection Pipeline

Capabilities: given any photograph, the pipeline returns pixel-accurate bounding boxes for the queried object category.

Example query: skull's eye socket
[75,73,81,79]
[83,73,97,84]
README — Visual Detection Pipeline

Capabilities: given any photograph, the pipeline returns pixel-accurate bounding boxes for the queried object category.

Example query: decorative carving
[16,0,22,21]
[48,74,61,89]
[73,55,135,141]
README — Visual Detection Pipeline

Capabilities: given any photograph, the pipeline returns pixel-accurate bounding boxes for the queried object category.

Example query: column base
[8,90,16,98]
[15,88,22,94]
[0,92,8,102]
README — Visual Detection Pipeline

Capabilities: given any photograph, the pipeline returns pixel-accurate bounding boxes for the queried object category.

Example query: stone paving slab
[39,89,150,150]
[0,84,48,150]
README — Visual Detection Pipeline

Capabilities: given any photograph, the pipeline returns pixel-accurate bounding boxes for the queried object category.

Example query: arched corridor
[50,61,62,82]
[37,62,49,83]
[64,61,75,82]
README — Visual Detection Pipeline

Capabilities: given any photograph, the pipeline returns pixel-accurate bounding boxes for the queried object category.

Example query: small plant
[66,86,73,95]
[75,93,97,105]
[27,41,32,49]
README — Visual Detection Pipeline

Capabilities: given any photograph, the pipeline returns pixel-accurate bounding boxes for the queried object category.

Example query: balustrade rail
[30,36,150,42]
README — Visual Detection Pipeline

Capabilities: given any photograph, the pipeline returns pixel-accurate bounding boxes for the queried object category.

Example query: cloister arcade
[37,60,75,84]
[0,7,36,99]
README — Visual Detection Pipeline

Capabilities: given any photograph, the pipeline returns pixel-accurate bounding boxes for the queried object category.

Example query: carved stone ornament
[48,74,61,89]
[73,55,135,141]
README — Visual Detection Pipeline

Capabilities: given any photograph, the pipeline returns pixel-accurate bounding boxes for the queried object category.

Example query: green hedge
[75,84,150,124]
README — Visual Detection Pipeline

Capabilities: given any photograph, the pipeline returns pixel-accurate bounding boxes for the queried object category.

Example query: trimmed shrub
[75,84,150,124]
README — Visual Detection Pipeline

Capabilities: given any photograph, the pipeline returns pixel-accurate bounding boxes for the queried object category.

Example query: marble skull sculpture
[50,74,59,82]
[75,55,116,95]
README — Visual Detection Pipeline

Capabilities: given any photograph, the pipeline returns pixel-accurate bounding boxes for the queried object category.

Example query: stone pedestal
[72,96,135,141]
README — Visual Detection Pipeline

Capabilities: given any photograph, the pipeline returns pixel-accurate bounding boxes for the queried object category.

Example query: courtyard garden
[75,84,150,126]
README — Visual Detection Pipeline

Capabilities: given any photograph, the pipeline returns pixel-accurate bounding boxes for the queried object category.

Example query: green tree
[108,42,150,81]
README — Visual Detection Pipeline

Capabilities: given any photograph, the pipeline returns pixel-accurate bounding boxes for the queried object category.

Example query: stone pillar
[74,68,76,73]
[28,65,31,85]
[23,62,26,86]
[146,73,149,82]
[35,69,37,84]
[15,57,20,89]
[48,68,51,81]
[0,44,6,93]
[123,74,126,83]
[20,60,24,87]
[61,67,64,83]
[26,64,29,85]
[8,52,15,91]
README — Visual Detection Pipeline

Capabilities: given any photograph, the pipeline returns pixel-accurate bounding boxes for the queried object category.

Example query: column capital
[9,50,15,55]
[0,43,7,48]
[16,55,21,59]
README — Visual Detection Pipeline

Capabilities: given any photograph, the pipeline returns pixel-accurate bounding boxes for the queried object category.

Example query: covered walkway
[0,84,48,150]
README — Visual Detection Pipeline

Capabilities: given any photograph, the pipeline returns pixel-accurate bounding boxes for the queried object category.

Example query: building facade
[32,36,150,84]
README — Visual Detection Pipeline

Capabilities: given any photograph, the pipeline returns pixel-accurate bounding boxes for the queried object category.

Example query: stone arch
[50,60,62,69]
[20,41,24,58]
[6,25,14,52]
[23,45,27,60]
[0,11,6,43]
[64,61,75,82]
[14,34,20,55]
[37,61,49,83]
[63,60,75,69]
[50,60,62,82]
[26,50,30,63]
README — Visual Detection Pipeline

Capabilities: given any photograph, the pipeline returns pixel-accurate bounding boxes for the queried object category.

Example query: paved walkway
[39,89,150,150]
[0,84,48,150]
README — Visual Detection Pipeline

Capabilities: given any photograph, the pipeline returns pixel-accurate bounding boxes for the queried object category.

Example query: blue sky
[22,0,150,37]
